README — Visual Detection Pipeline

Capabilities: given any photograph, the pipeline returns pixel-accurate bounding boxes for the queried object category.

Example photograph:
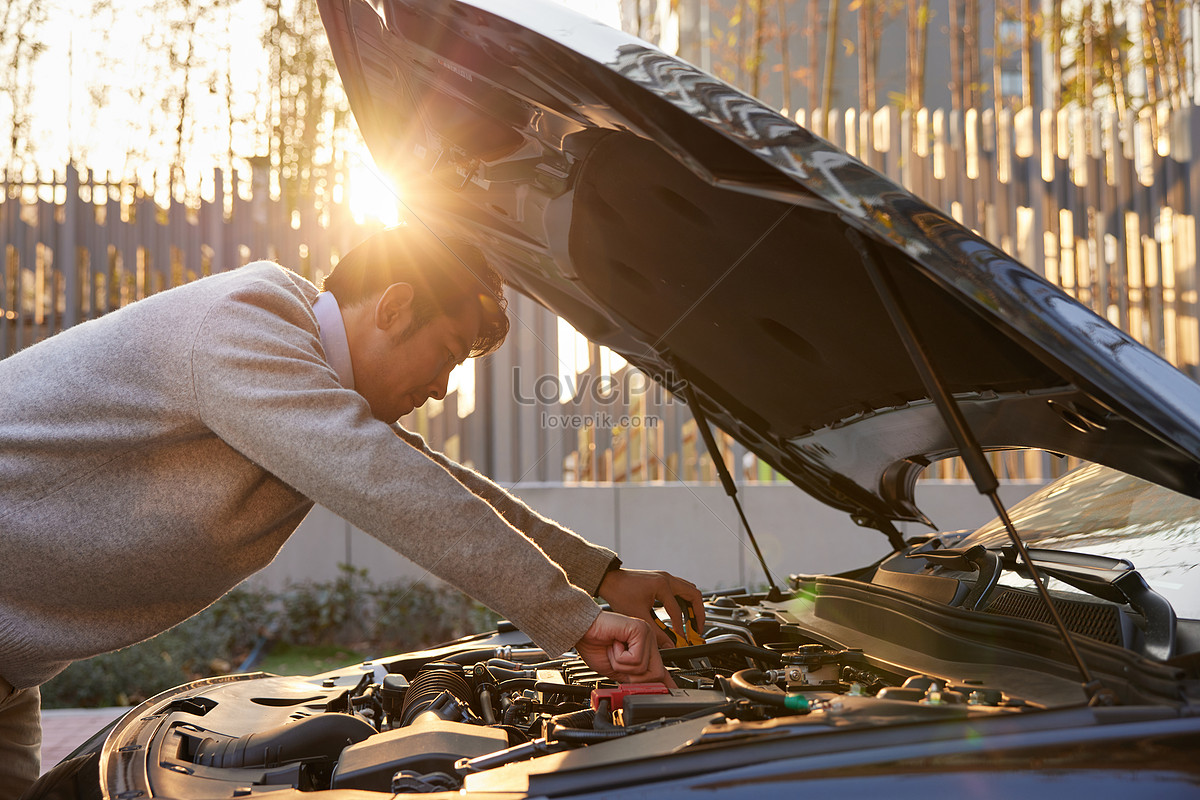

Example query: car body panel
[318,0,1200,534]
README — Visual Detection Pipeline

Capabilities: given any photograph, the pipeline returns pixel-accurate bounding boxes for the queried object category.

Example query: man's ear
[375,282,415,332]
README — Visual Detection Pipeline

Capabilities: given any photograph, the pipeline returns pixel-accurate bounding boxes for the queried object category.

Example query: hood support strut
[845,226,1117,707]
[677,375,784,600]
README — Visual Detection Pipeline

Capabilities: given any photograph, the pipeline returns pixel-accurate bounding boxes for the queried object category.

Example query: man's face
[348,284,483,423]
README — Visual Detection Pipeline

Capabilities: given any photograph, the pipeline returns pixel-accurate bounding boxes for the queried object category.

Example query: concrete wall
[242,480,1046,594]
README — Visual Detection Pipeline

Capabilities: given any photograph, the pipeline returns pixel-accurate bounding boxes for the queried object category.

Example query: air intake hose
[190,713,375,768]
[399,666,477,727]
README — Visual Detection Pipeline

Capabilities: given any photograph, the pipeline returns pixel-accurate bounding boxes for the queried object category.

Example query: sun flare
[346,157,402,227]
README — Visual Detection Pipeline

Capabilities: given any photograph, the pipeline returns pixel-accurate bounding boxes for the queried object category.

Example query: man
[0,225,702,794]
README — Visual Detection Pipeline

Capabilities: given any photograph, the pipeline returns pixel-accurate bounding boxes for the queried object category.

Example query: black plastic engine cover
[330,716,508,791]
[620,689,728,725]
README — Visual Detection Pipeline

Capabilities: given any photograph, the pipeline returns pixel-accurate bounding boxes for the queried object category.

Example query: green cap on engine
[783,694,810,712]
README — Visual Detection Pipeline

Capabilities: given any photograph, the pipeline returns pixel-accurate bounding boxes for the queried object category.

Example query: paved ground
[40,707,128,774]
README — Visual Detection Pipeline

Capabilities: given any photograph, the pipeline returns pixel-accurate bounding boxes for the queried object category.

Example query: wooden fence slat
[13,197,31,352]
[947,110,963,224]
[1,198,11,356]
[1096,112,1113,324]
[932,109,947,212]
[899,109,913,191]
[57,168,76,331]
[113,190,129,310]
[1000,107,1019,257]
[916,108,931,200]
[469,356,494,477]
[1181,106,1200,378]
[1015,108,1035,268]
[537,303,565,484]
[35,197,52,341]
[82,173,92,318]
[1146,108,1167,353]
[964,108,980,231]
[488,303,519,483]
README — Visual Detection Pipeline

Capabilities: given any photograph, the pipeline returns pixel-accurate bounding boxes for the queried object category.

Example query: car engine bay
[84,577,1198,798]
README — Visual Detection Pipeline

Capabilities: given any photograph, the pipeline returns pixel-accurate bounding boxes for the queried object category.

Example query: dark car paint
[318,0,1200,538]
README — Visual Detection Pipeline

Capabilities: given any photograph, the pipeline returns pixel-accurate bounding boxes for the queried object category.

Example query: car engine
[64,579,1195,800]
[110,588,1044,796]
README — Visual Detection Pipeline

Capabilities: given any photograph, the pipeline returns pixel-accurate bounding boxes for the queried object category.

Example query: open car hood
[318,0,1200,534]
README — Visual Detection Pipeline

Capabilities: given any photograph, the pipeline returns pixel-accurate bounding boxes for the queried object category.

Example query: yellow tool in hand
[677,595,705,645]
[653,595,705,647]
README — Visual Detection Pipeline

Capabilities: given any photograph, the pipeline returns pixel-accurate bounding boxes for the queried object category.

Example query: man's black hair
[322,225,509,357]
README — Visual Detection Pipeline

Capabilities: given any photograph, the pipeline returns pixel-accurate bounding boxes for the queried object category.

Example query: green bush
[272,565,498,648]
[39,589,270,708]
[370,580,499,646]
[40,569,499,708]
[275,564,373,645]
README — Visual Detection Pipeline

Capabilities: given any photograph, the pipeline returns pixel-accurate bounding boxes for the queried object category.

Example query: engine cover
[331,715,509,791]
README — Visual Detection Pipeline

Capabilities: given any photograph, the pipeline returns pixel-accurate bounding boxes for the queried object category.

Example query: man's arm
[391,426,616,593]
[393,427,705,646]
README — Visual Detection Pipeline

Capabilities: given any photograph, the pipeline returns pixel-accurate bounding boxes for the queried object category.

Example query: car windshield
[956,462,1200,618]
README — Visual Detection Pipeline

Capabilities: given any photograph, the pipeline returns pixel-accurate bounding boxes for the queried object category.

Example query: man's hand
[597,568,705,649]
[575,611,675,687]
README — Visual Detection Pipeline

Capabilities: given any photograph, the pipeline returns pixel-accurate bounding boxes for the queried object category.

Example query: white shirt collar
[313,292,355,390]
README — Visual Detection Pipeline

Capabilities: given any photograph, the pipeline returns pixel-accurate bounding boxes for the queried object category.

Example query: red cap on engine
[591,683,671,711]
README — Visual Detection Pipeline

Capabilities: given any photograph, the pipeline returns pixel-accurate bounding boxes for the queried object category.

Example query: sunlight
[556,316,629,402]
[603,345,627,373]
[347,157,402,227]
[558,317,590,402]
[449,360,475,418]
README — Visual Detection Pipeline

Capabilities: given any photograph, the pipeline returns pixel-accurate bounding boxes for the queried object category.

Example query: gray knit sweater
[0,263,613,690]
